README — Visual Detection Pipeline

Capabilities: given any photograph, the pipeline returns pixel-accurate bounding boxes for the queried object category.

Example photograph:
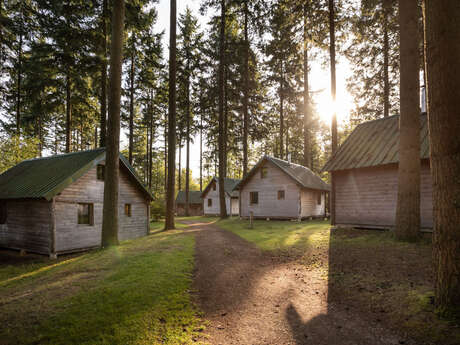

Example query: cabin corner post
[49,198,57,259]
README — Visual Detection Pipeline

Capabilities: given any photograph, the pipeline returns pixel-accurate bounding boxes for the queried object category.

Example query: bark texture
[165,0,177,230]
[329,0,337,225]
[383,0,390,118]
[99,0,108,147]
[303,3,310,169]
[101,0,124,247]
[424,0,460,314]
[395,0,420,242]
[65,72,72,153]
[242,1,249,177]
[218,0,227,219]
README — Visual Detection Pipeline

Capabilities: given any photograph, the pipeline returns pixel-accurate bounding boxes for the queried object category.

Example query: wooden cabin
[235,156,330,220]
[175,191,203,216]
[322,114,432,230]
[0,148,153,257]
[201,177,240,216]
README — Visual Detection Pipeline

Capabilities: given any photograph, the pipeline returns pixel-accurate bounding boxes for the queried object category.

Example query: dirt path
[186,221,415,345]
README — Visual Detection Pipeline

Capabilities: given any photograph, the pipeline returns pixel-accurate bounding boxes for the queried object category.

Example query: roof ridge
[23,147,106,162]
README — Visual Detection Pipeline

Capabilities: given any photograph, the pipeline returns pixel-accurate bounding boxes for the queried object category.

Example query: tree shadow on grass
[285,227,459,345]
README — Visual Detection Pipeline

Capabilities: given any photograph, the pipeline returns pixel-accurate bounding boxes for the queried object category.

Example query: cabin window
[0,201,7,224]
[277,190,285,200]
[78,203,93,225]
[97,164,105,181]
[317,192,322,205]
[250,191,258,205]
[260,167,268,179]
[208,198,212,207]
[212,183,216,191]
[125,204,132,217]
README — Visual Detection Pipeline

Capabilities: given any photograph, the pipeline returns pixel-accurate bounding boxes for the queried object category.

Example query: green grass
[150,219,191,232]
[217,218,331,252]
[0,231,204,345]
[176,216,219,224]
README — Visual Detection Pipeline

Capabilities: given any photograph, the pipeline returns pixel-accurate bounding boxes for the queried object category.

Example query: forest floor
[186,217,460,345]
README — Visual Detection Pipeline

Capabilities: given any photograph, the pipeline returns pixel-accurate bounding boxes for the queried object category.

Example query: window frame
[317,192,322,205]
[277,190,285,200]
[96,164,105,181]
[77,203,94,225]
[260,167,268,179]
[208,198,212,207]
[124,204,132,217]
[250,191,259,205]
[0,201,7,224]
[212,182,216,191]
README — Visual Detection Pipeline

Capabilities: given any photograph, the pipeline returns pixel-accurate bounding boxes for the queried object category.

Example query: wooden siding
[202,180,237,215]
[176,204,203,216]
[333,161,433,229]
[240,161,300,219]
[0,199,51,254]
[300,189,326,218]
[54,163,148,252]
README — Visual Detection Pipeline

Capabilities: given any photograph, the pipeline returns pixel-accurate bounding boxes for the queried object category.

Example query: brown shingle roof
[322,114,429,172]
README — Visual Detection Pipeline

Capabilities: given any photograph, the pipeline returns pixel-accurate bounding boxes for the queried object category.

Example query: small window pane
[208,199,212,207]
[97,165,105,180]
[125,204,132,217]
[78,203,93,225]
[277,190,285,200]
[260,167,268,179]
[212,182,216,191]
[0,201,7,224]
[250,192,258,204]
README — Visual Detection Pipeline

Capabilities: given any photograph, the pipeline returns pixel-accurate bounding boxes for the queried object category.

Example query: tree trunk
[164,114,168,193]
[178,135,182,191]
[218,0,227,219]
[200,112,203,192]
[99,0,108,147]
[185,64,191,216]
[424,0,460,313]
[242,0,249,176]
[16,30,22,136]
[303,3,310,168]
[279,61,284,160]
[395,0,420,242]
[329,0,337,225]
[128,43,135,164]
[148,92,153,191]
[383,0,390,118]
[65,71,72,153]
[101,0,124,247]
[165,0,177,230]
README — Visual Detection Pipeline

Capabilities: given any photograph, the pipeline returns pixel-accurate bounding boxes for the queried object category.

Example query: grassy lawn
[150,219,190,232]
[218,218,459,345]
[176,216,219,224]
[0,231,204,345]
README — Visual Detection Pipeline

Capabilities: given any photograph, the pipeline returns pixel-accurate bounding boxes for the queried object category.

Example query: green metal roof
[322,114,429,172]
[234,156,330,192]
[201,177,241,198]
[0,148,153,200]
[175,190,203,205]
